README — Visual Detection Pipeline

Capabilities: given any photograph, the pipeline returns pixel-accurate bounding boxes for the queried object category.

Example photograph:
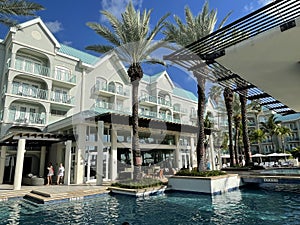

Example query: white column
[13,139,26,190]
[190,137,197,169]
[74,124,85,184]
[0,146,7,184]
[174,134,180,170]
[39,146,46,177]
[110,125,118,180]
[209,135,216,170]
[64,140,72,185]
[96,121,104,185]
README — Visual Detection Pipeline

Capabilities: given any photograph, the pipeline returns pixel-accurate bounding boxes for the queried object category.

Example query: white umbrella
[251,153,266,157]
[267,153,280,157]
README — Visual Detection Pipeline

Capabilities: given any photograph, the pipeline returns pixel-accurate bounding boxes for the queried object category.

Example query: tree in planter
[86,1,170,180]
[163,1,231,171]
[223,87,235,167]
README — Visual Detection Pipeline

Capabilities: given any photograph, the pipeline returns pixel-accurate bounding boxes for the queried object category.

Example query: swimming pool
[259,168,300,175]
[0,189,299,225]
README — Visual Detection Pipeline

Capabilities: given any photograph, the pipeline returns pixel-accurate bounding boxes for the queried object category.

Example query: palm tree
[223,87,234,166]
[249,129,267,154]
[275,125,292,152]
[86,1,170,179]
[208,85,223,104]
[163,1,231,171]
[0,0,44,27]
[260,114,281,152]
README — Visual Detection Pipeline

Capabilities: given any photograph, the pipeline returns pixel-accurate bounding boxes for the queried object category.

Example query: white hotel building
[0,18,210,188]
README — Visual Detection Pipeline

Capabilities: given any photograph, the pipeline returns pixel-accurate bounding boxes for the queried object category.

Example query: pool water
[260,168,300,175]
[0,188,300,225]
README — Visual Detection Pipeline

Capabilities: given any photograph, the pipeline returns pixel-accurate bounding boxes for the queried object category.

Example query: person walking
[46,162,54,185]
[57,163,65,185]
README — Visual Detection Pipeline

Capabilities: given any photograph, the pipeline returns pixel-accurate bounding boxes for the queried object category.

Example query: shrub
[175,169,226,177]
[112,178,163,189]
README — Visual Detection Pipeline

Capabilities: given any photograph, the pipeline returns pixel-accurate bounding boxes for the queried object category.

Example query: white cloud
[100,0,143,22]
[63,41,72,46]
[257,0,273,7]
[45,20,63,33]
[244,0,273,13]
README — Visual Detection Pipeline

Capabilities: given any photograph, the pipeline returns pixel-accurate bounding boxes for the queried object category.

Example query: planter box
[109,185,166,197]
[168,174,241,195]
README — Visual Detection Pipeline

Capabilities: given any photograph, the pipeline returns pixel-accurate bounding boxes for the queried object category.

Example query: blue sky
[0,0,273,95]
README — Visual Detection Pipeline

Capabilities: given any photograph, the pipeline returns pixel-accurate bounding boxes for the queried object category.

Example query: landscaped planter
[109,185,167,197]
[168,174,241,195]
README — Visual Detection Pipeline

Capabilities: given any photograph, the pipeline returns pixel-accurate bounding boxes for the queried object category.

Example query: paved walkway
[0,183,109,203]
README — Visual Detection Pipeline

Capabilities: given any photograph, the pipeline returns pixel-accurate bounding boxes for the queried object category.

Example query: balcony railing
[93,83,129,97]
[12,83,48,99]
[50,91,74,104]
[139,95,157,104]
[13,58,76,83]
[8,110,46,124]
[157,97,172,107]
[173,106,187,114]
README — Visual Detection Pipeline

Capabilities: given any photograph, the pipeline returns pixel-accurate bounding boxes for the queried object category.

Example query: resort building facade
[0,18,208,188]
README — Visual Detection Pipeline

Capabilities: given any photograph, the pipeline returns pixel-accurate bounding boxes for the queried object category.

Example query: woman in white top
[47,162,54,185]
[56,163,65,185]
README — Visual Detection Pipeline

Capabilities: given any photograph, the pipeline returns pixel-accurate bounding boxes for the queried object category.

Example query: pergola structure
[0,132,74,190]
[164,0,300,114]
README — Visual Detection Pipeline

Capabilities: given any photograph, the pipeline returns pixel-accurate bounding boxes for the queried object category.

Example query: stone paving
[0,183,109,203]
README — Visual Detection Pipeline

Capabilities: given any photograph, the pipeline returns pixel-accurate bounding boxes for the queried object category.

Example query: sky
[0,0,273,95]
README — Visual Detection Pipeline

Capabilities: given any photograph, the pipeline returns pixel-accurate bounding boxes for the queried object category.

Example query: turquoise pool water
[0,188,299,225]
[260,168,300,175]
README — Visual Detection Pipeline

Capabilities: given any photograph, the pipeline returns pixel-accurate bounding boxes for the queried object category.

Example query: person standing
[47,162,54,185]
[56,163,65,185]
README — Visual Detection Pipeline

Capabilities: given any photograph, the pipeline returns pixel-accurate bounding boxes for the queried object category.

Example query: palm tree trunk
[223,87,235,167]
[234,119,239,165]
[195,73,206,171]
[239,94,251,166]
[128,63,143,180]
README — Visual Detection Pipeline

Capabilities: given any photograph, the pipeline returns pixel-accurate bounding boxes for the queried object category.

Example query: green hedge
[112,178,163,189]
[175,169,226,177]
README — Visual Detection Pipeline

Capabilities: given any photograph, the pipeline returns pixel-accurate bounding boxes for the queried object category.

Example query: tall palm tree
[208,85,223,104]
[275,125,292,152]
[223,87,234,166]
[163,1,231,171]
[0,0,44,27]
[260,114,281,152]
[249,129,266,154]
[86,1,170,179]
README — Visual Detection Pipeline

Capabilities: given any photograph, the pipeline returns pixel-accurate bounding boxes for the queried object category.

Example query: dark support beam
[247,93,270,100]
[280,20,296,32]
[233,84,255,92]
[260,100,280,106]
[268,105,288,110]
[217,73,239,82]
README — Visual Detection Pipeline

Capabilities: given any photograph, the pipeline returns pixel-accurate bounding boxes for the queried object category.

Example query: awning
[164,0,300,115]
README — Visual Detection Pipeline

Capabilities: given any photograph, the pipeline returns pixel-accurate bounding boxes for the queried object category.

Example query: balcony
[92,83,129,98]
[50,91,74,105]
[7,110,46,125]
[139,110,157,119]
[139,95,157,106]
[158,113,173,122]
[173,106,187,114]
[157,97,172,107]
[93,102,130,115]
[13,58,76,84]
[11,83,48,100]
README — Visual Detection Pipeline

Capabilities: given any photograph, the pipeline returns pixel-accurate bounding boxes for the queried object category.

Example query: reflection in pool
[0,188,300,225]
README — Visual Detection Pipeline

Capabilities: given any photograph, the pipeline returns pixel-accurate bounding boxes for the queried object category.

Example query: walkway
[0,183,109,204]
